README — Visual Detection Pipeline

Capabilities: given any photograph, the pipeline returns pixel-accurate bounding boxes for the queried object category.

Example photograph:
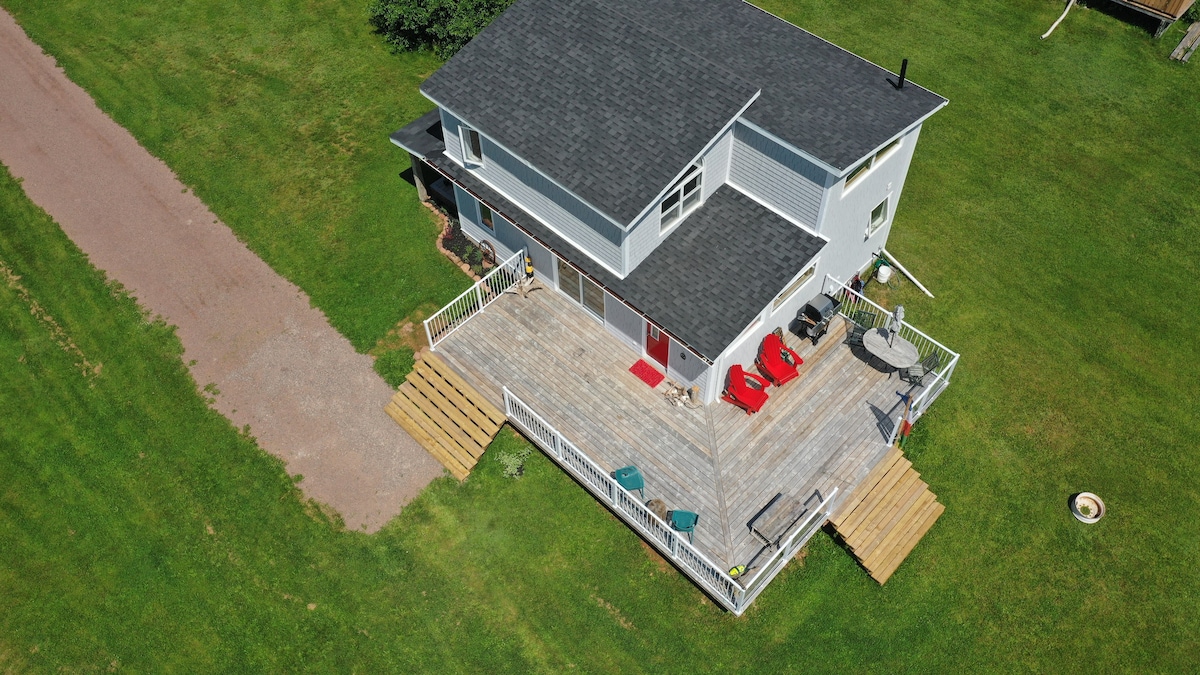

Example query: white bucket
[875,265,894,284]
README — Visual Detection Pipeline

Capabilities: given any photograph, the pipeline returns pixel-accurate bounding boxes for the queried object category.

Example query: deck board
[437,290,929,569]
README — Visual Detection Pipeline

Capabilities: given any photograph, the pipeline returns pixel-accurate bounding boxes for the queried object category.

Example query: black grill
[791,293,842,345]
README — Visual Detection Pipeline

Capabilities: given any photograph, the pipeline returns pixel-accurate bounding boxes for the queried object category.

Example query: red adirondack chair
[721,364,771,415]
[755,332,803,386]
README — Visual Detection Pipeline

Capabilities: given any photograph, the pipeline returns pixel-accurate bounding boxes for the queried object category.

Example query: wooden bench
[748,491,822,547]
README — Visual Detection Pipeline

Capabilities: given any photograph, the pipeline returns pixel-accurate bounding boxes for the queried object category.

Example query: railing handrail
[503,388,747,608]
[822,275,959,361]
[424,249,525,349]
[737,487,837,600]
[502,386,835,615]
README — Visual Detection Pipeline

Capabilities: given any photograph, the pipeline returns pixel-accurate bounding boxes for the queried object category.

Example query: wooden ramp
[385,350,505,480]
[830,447,944,584]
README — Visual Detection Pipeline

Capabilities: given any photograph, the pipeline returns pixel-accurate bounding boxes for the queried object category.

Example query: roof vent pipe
[896,58,908,90]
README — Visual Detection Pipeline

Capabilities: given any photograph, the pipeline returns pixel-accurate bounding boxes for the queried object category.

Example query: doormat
[629,359,665,388]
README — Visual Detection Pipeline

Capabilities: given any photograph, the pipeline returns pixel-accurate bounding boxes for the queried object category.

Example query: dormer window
[461,126,483,165]
[660,164,703,232]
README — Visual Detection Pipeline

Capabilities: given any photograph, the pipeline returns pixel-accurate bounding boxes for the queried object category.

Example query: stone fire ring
[1070,492,1106,524]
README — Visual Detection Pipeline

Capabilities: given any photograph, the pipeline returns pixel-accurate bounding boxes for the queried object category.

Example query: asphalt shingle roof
[425,143,824,360]
[608,0,947,172]
[421,0,759,226]
[421,0,945,225]
[388,109,444,158]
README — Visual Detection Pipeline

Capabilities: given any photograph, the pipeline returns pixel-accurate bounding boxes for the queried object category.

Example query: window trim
[877,137,902,161]
[460,126,483,166]
[659,164,704,234]
[844,157,874,191]
[867,197,889,238]
[771,259,819,315]
[554,255,605,323]
[479,202,494,231]
[843,136,903,195]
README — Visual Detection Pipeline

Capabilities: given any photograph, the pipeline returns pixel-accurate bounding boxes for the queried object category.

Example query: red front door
[646,324,670,368]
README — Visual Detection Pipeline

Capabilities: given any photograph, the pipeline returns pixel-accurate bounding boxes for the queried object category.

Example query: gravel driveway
[0,10,444,532]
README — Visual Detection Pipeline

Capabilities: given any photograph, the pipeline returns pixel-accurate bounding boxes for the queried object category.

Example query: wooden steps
[384,350,505,480]
[1170,22,1200,62]
[830,447,944,584]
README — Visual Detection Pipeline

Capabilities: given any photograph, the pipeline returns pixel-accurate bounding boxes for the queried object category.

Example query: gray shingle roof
[425,144,824,360]
[609,0,947,172]
[388,109,444,158]
[421,0,759,226]
[421,0,945,225]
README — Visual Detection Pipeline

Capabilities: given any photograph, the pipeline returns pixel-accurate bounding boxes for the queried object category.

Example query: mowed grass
[1,0,467,352]
[1,0,1199,671]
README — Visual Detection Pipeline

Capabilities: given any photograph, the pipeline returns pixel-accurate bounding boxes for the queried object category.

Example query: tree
[368,0,515,58]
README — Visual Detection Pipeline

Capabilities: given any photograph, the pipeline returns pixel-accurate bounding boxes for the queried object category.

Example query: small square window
[868,199,888,236]
[479,203,494,230]
[462,127,483,165]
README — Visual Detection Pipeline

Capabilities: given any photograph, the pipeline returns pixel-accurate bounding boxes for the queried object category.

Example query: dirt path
[0,10,443,532]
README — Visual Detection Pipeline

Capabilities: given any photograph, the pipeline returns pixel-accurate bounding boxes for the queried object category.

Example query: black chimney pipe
[896,58,908,90]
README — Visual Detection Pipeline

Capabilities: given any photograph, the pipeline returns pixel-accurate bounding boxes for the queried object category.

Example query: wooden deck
[436,288,929,571]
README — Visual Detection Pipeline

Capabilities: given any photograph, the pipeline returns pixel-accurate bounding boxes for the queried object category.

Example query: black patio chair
[847,309,876,328]
[845,321,867,348]
[900,352,942,386]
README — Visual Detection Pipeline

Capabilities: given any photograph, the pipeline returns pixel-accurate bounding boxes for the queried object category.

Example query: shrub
[495,445,532,479]
[368,0,515,58]
[374,346,416,388]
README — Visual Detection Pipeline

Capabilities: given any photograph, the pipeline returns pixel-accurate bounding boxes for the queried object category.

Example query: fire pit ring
[1069,492,1106,524]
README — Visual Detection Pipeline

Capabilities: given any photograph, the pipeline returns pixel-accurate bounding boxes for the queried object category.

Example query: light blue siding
[440,108,625,274]
[623,207,661,272]
[728,123,827,229]
[667,336,711,398]
[604,293,642,351]
[702,127,733,201]
[624,125,735,273]
[441,109,463,163]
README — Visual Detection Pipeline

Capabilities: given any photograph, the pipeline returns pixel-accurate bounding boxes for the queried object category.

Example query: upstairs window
[868,198,888,237]
[878,137,901,159]
[844,137,902,191]
[461,127,483,165]
[845,157,873,188]
[660,165,703,232]
[772,262,817,313]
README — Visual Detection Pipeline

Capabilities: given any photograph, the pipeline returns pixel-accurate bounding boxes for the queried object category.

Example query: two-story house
[390,0,959,613]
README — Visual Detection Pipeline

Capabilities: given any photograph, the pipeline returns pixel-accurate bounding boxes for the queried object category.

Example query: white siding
[813,126,922,288]
[727,123,829,229]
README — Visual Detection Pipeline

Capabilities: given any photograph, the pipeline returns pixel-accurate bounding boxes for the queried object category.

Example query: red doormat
[629,359,665,388]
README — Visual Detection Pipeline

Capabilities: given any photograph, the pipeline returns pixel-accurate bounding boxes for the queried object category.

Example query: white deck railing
[424,249,525,349]
[503,386,835,615]
[822,275,960,442]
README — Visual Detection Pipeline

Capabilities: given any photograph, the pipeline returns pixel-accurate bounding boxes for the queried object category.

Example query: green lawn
[2,0,1199,671]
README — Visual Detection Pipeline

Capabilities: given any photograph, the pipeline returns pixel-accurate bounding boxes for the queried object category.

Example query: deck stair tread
[1170,22,1200,61]
[384,350,504,480]
[830,448,944,584]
